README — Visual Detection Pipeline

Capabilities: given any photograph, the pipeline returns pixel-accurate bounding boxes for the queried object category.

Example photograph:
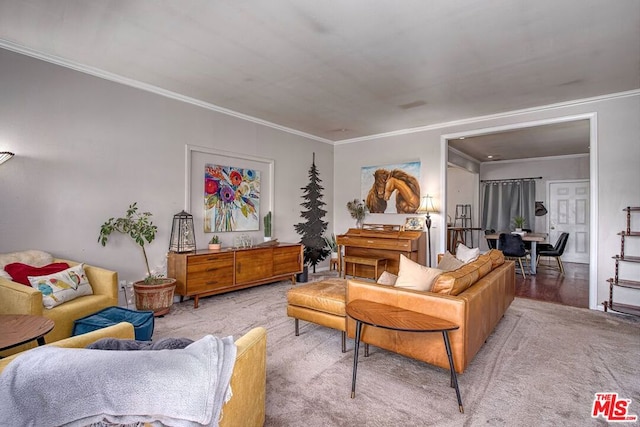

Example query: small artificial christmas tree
[294,153,330,273]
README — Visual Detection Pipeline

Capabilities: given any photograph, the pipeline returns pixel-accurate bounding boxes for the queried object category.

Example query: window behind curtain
[481,180,536,232]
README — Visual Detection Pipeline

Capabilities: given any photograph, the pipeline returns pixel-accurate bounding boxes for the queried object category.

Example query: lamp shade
[0,152,14,165]
[417,195,437,214]
[169,210,196,253]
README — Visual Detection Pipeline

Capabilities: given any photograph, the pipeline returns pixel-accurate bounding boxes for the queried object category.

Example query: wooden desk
[346,299,463,413]
[485,232,546,275]
[0,315,55,352]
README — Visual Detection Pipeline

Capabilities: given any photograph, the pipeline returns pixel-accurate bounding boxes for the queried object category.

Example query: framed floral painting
[204,164,260,232]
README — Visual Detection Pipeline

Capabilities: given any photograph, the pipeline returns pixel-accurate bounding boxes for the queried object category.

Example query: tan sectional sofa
[0,322,267,427]
[346,249,515,373]
[0,250,119,357]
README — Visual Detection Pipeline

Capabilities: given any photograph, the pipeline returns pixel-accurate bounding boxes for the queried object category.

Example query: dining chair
[499,233,528,278]
[536,232,570,274]
[484,229,497,249]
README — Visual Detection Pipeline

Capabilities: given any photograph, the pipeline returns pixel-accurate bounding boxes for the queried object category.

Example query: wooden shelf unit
[168,243,303,308]
[603,207,640,317]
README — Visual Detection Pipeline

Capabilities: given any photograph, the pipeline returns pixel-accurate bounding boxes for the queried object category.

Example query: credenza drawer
[186,252,234,267]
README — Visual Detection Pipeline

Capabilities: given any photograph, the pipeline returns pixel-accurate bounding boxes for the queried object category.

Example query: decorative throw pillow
[394,254,443,292]
[455,243,480,264]
[28,264,93,309]
[4,262,70,286]
[376,271,398,286]
[437,251,465,272]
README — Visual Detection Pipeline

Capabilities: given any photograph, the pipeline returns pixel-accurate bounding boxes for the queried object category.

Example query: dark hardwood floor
[515,260,589,308]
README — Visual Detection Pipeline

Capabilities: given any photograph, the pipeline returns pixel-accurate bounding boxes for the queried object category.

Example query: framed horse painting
[361,161,421,214]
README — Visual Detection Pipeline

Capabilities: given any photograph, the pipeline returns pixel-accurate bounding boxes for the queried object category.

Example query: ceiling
[0,0,639,154]
[448,119,591,162]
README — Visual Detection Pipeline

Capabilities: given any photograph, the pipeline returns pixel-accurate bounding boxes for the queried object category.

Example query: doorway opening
[440,113,598,309]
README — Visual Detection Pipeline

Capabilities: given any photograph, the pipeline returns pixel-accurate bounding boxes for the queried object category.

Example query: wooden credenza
[168,243,303,308]
[337,228,426,277]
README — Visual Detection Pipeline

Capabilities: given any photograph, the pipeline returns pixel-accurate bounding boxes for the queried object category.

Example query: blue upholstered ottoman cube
[73,306,154,341]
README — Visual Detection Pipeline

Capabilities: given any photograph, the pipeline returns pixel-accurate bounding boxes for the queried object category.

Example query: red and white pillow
[4,262,70,286]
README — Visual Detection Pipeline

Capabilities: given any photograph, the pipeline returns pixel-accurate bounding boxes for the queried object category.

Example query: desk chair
[499,233,528,277]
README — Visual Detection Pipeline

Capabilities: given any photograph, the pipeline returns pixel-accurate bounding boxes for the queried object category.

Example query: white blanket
[0,335,236,427]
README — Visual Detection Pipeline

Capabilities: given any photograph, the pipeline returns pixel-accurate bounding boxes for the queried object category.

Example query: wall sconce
[0,152,14,165]
[417,195,438,267]
[169,210,196,253]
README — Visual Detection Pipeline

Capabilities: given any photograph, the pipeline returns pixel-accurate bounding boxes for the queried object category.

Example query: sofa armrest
[0,322,135,373]
[56,259,119,305]
[221,327,267,427]
[0,277,43,316]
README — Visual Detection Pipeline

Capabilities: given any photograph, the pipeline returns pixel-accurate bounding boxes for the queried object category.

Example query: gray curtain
[481,180,536,232]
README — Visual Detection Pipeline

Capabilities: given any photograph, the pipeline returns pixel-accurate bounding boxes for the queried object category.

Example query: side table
[0,314,55,352]
[346,299,464,413]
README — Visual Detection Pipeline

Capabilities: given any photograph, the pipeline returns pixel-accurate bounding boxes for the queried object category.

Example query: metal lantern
[169,210,196,253]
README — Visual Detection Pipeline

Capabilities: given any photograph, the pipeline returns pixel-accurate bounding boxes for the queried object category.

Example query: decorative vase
[208,243,221,250]
[356,218,364,229]
[133,278,176,317]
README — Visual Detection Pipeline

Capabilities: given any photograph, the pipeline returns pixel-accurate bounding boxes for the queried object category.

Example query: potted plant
[98,202,176,316]
[208,235,222,250]
[263,211,272,242]
[513,215,526,232]
[324,233,338,260]
[347,199,367,228]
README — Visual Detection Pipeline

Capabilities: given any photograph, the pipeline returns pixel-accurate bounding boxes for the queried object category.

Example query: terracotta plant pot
[133,278,176,317]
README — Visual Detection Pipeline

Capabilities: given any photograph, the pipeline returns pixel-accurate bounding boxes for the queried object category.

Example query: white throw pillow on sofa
[394,255,443,291]
[376,271,398,286]
[437,251,465,271]
[28,263,93,308]
[455,243,480,264]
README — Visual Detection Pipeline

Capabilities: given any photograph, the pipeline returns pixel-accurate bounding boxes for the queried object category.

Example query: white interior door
[548,180,590,263]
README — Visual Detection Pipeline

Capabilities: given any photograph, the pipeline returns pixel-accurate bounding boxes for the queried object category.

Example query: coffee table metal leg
[442,330,464,413]
[36,336,46,346]
[351,320,363,398]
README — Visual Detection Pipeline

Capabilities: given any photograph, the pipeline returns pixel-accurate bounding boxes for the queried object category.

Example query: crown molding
[2,39,638,146]
[0,40,333,145]
[336,89,640,144]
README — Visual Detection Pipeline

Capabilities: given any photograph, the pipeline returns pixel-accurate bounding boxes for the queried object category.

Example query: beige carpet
[153,273,640,426]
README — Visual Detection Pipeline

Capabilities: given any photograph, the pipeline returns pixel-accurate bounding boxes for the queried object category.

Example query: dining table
[484,232,547,275]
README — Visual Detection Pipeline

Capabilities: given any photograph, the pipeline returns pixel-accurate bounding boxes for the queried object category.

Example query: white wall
[0,48,334,285]
[334,93,640,309]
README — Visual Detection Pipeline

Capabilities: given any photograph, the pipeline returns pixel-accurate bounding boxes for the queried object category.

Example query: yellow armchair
[0,322,267,427]
[0,252,118,357]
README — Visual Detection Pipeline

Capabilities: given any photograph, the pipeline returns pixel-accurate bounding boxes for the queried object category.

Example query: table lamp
[417,195,437,266]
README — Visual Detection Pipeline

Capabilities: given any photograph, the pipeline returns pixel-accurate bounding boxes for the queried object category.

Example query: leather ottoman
[286,278,347,352]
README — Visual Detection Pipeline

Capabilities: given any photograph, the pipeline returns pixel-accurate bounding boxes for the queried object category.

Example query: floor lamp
[417,195,437,267]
